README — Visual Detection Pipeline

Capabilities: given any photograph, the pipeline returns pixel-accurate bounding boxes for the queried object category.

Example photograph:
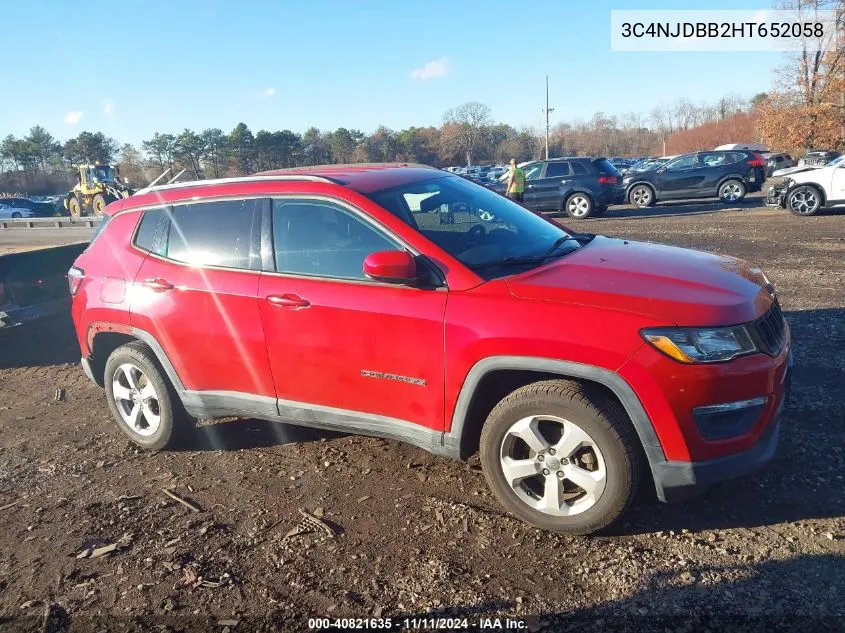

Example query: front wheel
[718,179,746,203]
[11,212,22,219]
[787,185,822,216]
[92,194,107,216]
[563,193,594,219]
[104,341,189,451]
[479,380,643,535]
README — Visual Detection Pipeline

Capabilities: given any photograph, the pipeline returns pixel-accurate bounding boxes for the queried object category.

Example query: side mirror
[363,250,417,284]
[657,165,667,173]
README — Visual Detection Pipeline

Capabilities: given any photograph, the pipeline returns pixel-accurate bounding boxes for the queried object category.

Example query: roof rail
[256,162,437,175]
[134,174,337,195]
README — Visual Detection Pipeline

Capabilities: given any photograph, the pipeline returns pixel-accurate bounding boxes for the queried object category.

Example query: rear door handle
[526,184,537,189]
[142,278,174,292]
[266,294,311,309]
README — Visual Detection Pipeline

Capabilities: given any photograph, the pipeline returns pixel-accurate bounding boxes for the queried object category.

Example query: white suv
[767,155,845,216]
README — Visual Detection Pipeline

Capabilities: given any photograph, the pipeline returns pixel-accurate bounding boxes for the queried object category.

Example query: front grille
[753,298,787,355]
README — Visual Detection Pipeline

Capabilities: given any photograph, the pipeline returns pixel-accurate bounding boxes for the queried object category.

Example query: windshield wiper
[543,233,595,256]
[473,248,580,270]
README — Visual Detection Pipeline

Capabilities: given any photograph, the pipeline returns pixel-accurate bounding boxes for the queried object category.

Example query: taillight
[597,175,617,184]
[67,266,84,296]
[747,153,765,167]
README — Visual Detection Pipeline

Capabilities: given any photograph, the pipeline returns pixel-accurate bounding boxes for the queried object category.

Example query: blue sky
[4,0,781,146]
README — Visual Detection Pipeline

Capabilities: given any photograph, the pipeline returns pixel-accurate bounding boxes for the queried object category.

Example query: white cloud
[103,99,115,116]
[410,57,451,81]
[64,111,83,125]
[264,87,276,97]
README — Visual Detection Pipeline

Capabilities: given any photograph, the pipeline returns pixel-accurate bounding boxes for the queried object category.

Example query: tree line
[0,92,772,194]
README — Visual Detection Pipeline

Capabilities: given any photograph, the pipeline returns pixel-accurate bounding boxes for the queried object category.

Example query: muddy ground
[0,195,843,632]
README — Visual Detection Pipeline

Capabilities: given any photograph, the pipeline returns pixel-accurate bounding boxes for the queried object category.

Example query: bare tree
[442,102,493,165]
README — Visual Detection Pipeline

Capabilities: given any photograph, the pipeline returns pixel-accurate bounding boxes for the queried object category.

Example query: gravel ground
[0,195,843,632]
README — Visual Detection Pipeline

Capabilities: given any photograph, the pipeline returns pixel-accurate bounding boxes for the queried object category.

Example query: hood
[505,236,774,326]
[772,164,823,177]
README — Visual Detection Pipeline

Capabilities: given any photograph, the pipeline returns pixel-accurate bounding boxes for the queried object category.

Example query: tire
[718,179,746,204]
[787,185,822,216]
[479,379,643,535]
[563,193,594,219]
[104,341,190,451]
[92,194,107,216]
[629,184,655,208]
[11,212,21,219]
[68,196,81,217]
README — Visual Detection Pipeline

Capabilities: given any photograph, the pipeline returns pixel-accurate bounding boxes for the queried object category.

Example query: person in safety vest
[506,158,525,203]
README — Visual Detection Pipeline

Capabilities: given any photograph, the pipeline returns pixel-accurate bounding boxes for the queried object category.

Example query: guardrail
[0,217,101,229]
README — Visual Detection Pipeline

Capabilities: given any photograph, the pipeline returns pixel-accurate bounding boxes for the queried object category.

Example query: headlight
[642,326,757,363]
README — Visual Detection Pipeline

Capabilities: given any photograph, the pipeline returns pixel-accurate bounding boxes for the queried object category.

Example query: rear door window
[162,199,261,270]
[699,152,727,167]
[543,162,571,178]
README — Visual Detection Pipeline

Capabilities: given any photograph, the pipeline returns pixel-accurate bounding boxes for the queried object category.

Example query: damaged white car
[767,155,845,216]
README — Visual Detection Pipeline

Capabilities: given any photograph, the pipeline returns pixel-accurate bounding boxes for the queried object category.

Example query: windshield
[366,175,580,279]
[92,166,115,182]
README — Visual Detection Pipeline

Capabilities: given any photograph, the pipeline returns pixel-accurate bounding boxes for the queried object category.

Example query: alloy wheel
[789,188,819,215]
[631,187,651,206]
[499,415,607,516]
[112,363,161,436]
[722,183,743,201]
[567,196,590,218]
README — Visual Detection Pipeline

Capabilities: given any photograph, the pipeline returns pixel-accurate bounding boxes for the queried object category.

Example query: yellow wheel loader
[63,164,134,217]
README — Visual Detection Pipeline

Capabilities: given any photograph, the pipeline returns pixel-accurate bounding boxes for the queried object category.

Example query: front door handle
[266,294,311,309]
[142,278,174,292]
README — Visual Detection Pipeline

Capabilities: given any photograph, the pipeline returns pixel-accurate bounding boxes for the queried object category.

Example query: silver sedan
[0,204,34,219]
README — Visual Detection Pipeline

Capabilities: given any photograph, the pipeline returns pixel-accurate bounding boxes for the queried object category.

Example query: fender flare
[442,355,666,470]
[786,181,827,206]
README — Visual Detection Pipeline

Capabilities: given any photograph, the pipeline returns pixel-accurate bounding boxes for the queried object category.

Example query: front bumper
[765,182,788,208]
[652,356,791,502]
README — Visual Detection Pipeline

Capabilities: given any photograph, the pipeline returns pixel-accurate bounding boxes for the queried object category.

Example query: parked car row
[479,150,766,219]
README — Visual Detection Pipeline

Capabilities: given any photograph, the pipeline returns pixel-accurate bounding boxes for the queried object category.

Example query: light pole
[543,75,555,160]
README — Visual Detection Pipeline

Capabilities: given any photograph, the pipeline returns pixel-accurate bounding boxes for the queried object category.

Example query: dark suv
[490,157,624,219]
[623,151,766,208]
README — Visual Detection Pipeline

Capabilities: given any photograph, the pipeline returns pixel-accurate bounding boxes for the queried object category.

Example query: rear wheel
[718,179,746,203]
[92,194,107,216]
[104,341,190,451]
[11,212,22,219]
[629,184,655,208]
[68,196,81,217]
[787,185,822,216]
[563,193,594,219]
[480,380,642,535]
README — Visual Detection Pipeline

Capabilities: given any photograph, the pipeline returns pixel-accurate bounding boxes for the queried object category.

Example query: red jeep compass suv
[69,164,791,535]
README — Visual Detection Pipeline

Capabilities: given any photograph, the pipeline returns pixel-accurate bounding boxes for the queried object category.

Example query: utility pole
[543,75,555,160]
